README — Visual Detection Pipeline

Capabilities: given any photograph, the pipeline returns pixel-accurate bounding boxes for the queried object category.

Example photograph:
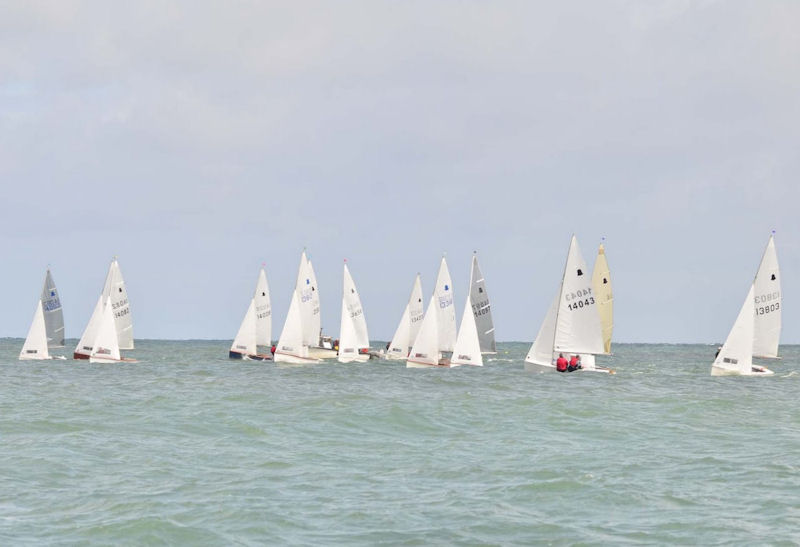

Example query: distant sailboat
[386,274,424,360]
[41,269,65,348]
[525,235,613,374]
[274,290,321,364]
[19,301,53,360]
[338,261,370,363]
[711,234,779,376]
[88,297,129,363]
[74,296,104,359]
[229,268,272,361]
[407,256,457,368]
[469,253,496,354]
[101,258,133,350]
[450,294,483,367]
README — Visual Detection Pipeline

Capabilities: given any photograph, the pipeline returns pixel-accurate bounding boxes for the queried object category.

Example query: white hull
[711,365,774,377]
[274,352,322,364]
[524,361,556,373]
[406,360,452,369]
[338,353,370,364]
[308,347,339,359]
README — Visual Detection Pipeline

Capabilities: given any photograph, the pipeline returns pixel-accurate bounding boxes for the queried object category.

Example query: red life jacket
[569,356,578,367]
[556,357,568,372]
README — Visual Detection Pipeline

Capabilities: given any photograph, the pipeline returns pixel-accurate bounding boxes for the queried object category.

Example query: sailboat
[74,258,134,359]
[469,253,496,354]
[711,234,780,376]
[524,235,613,374]
[407,256,457,368]
[41,269,65,348]
[89,297,136,363]
[337,261,370,363]
[386,274,424,360]
[450,293,483,367]
[229,268,272,360]
[287,251,337,359]
[581,241,613,368]
[274,290,321,364]
[19,301,55,360]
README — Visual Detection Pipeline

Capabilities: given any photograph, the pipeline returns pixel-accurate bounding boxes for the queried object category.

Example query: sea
[1,340,798,545]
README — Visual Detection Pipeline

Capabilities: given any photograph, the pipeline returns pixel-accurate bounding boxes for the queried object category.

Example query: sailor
[568,355,582,372]
[556,353,568,372]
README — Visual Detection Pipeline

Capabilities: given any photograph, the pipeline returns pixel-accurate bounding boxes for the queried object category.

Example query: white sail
[90,298,122,363]
[525,292,559,367]
[554,235,605,355]
[407,294,440,367]
[74,295,104,359]
[469,254,496,353]
[101,259,134,350]
[253,267,272,348]
[19,300,51,360]
[711,285,756,376]
[434,257,457,353]
[451,294,483,367]
[275,291,319,363]
[338,262,370,363]
[752,234,781,358]
[41,269,65,348]
[230,299,257,356]
[591,243,613,354]
[387,274,424,360]
[294,252,321,347]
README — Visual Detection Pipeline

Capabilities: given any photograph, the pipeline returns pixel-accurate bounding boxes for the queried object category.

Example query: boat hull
[274,352,321,364]
[406,359,452,368]
[711,365,774,376]
[73,351,90,360]
[229,350,272,361]
[308,347,339,360]
[338,354,370,364]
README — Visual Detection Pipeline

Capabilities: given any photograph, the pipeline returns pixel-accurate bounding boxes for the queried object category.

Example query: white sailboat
[19,301,53,360]
[407,256,457,368]
[450,294,483,367]
[41,269,65,348]
[89,297,123,363]
[338,261,370,363]
[274,290,321,364]
[290,251,336,359]
[101,258,134,350]
[386,274,424,360]
[711,234,779,376]
[525,235,613,374]
[229,268,272,361]
[469,253,496,354]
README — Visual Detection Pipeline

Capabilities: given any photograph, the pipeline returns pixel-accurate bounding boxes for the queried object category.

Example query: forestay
[752,234,780,358]
[41,269,65,348]
[469,254,496,353]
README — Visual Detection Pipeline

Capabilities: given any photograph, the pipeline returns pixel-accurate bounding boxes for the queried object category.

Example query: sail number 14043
[565,288,595,311]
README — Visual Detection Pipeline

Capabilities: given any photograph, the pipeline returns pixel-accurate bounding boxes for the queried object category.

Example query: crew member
[556,353,568,372]
[568,355,582,372]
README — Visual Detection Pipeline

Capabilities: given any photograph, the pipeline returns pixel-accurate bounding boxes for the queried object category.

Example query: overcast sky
[1,1,799,344]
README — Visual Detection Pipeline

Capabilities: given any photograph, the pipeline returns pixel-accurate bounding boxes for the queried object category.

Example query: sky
[1,1,799,344]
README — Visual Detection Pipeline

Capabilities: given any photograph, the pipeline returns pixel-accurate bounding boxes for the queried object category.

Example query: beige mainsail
[591,243,613,354]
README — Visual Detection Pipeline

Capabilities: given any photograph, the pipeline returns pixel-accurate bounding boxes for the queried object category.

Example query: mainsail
[40,269,65,348]
[752,234,780,358]
[591,243,613,354]
[253,267,272,348]
[101,259,134,350]
[434,257,457,353]
[338,262,370,363]
[469,253,496,353]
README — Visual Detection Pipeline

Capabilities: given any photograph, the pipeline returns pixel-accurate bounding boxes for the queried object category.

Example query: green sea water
[1,340,798,545]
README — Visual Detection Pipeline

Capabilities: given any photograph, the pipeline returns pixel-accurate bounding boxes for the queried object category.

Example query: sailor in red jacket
[556,353,568,372]
[568,354,582,372]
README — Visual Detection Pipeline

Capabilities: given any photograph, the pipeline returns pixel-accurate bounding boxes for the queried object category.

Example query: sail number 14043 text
[565,288,595,312]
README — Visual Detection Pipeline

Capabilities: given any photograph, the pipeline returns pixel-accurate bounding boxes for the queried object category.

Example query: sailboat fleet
[13,234,788,377]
